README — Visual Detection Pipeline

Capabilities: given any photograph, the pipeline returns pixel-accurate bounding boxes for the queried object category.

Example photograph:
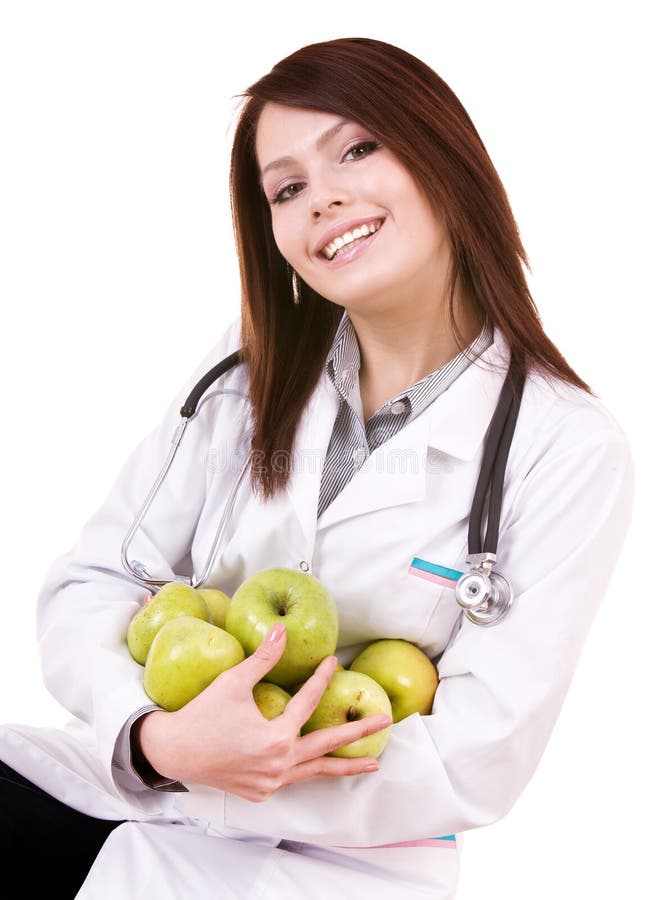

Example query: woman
[0,37,633,899]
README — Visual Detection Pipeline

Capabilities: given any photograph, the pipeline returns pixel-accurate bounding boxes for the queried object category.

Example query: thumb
[238,623,287,688]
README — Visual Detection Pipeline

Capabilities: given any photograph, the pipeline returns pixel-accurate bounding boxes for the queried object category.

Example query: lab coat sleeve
[112,706,156,777]
[112,705,190,792]
[223,416,634,847]
[36,315,241,812]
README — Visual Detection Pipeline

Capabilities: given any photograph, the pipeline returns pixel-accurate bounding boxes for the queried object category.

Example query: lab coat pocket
[403,563,464,652]
[390,566,450,645]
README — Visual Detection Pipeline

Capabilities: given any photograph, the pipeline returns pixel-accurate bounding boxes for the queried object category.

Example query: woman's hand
[138,623,392,802]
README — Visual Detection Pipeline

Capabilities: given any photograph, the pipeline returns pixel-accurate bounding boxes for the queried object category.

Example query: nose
[312,199,343,219]
[309,169,351,218]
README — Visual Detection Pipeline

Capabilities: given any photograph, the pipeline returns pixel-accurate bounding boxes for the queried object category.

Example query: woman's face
[255,103,453,316]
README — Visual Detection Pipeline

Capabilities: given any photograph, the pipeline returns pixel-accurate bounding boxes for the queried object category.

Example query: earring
[291,269,301,305]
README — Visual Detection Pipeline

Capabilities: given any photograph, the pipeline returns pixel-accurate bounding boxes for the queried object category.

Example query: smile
[321,219,384,260]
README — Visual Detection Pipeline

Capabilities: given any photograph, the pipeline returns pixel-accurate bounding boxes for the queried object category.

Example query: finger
[282,754,380,787]
[294,712,392,763]
[281,654,338,732]
[223,623,288,694]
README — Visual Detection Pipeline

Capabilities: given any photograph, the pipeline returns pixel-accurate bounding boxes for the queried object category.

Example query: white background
[0,2,654,897]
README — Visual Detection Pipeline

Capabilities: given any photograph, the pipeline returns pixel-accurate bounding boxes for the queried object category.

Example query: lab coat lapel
[311,325,512,533]
[284,368,430,547]
[314,410,429,531]
[423,324,511,462]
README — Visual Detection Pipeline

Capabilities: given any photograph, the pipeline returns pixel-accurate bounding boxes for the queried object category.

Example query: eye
[343,139,381,162]
[270,139,381,205]
[271,181,303,205]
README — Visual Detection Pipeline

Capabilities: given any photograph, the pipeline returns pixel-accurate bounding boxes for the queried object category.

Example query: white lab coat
[0,315,634,899]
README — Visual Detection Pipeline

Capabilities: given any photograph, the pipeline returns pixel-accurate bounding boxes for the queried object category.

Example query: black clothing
[0,758,126,899]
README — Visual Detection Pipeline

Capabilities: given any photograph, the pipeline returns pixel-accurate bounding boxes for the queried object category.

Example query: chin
[322,274,403,311]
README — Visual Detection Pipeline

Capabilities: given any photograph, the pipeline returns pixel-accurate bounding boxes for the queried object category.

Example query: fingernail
[364,763,378,772]
[267,623,286,642]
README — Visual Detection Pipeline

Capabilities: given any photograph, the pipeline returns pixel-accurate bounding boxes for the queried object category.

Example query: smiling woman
[0,34,633,900]
[256,103,454,319]
[229,37,593,504]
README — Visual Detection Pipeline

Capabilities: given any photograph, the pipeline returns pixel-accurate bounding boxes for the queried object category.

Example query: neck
[351,289,484,407]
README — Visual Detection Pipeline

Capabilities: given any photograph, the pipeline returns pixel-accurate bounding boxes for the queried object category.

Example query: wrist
[134,710,176,778]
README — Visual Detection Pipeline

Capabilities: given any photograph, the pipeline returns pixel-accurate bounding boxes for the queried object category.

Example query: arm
[36,316,241,810]
[221,422,634,846]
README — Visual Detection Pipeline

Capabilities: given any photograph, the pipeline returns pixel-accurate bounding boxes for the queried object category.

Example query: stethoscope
[121,348,526,628]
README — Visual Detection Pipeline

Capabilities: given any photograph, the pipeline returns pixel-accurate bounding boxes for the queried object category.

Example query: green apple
[301,670,392,759]
[349,639,439,723]
[127,581,210,666]
[253,682,292,720]
[225,568,339,688]
[288,663,345,695]
[144,616,245,711]
[198,588,231,628]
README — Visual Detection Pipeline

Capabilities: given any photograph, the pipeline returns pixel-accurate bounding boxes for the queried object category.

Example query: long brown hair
[229,36,593,503]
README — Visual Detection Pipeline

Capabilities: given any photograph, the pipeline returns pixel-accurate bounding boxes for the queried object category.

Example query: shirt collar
[326,309,359,398]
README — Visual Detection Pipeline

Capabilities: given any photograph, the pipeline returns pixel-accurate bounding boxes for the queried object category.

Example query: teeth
[333,235,369,258]
[322,220,382,260]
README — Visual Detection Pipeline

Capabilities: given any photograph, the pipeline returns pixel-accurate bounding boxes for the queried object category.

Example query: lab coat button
[299,560,310,572]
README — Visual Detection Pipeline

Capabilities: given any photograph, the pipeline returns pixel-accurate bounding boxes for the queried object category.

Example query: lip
[313,215,386,259]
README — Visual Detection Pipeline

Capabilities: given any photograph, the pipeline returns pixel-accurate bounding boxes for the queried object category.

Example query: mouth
[317,218,386,268]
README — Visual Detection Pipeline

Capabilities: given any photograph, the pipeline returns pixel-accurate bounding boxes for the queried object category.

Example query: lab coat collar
[286,324,511,543]
[426,323,511,460]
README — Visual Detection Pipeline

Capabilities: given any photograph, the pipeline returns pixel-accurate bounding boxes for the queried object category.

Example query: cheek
[271,212,306,264]
[270,215,285,248]
[395,183,446,255]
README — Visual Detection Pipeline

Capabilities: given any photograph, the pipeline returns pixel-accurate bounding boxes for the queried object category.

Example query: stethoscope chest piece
[455,553,514,627]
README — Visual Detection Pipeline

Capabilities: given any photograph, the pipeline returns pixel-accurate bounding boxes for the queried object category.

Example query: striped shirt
[317,310,494,519]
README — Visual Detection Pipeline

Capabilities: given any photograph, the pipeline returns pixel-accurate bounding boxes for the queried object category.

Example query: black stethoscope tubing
[469,360,525,557]
[180,349,244,419]
[180,346,525,559]
[163,345,526,627]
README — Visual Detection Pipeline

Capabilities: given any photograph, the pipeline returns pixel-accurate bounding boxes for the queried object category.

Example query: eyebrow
[259,119,352,188]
